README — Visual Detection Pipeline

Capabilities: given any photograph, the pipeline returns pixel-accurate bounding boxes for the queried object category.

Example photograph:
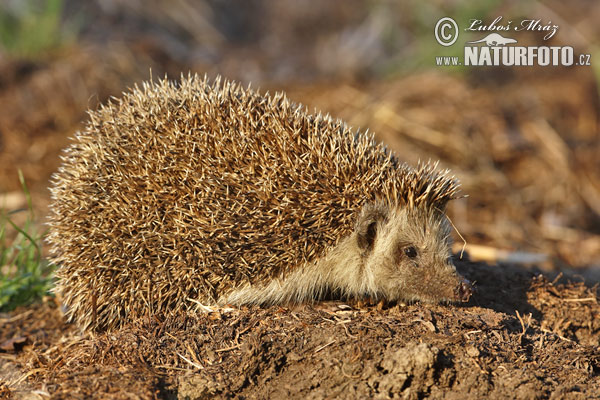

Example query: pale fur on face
[218,202,466,306]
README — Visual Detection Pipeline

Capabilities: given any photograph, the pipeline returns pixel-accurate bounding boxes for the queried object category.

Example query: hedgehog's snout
[455,278,473,302]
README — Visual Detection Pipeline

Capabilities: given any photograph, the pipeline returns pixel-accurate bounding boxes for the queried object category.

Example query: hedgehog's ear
[356,203,388,253]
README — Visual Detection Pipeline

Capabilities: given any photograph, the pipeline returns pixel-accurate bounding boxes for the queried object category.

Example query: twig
[340,321,357,339]
[464,329,482,339]
[177,352,204,370]
[187,298,235,313]
[561,297,596,303]
[515,310,531,342]
[455,244,548,264]
[314,340,336,354]
[215,344,241,353]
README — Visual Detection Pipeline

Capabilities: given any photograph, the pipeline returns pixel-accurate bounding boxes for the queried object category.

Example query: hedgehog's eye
[404,246,418,259]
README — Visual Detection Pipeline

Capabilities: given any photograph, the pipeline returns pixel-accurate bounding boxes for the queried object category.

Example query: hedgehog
[47,74,472,331]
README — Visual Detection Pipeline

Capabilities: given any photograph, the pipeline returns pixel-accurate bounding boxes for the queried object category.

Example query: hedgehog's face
[356,202,472,304]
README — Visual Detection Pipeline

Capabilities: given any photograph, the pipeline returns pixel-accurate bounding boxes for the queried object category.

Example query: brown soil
[1,261,599,399]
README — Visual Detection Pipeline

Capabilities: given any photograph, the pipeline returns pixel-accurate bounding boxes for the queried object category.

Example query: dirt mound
[1,261,598,399]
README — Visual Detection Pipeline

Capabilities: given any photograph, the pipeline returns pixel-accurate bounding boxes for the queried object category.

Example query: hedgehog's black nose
[456,278,473,302]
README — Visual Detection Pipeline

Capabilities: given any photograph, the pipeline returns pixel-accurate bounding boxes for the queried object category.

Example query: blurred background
[0,0,598,292]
